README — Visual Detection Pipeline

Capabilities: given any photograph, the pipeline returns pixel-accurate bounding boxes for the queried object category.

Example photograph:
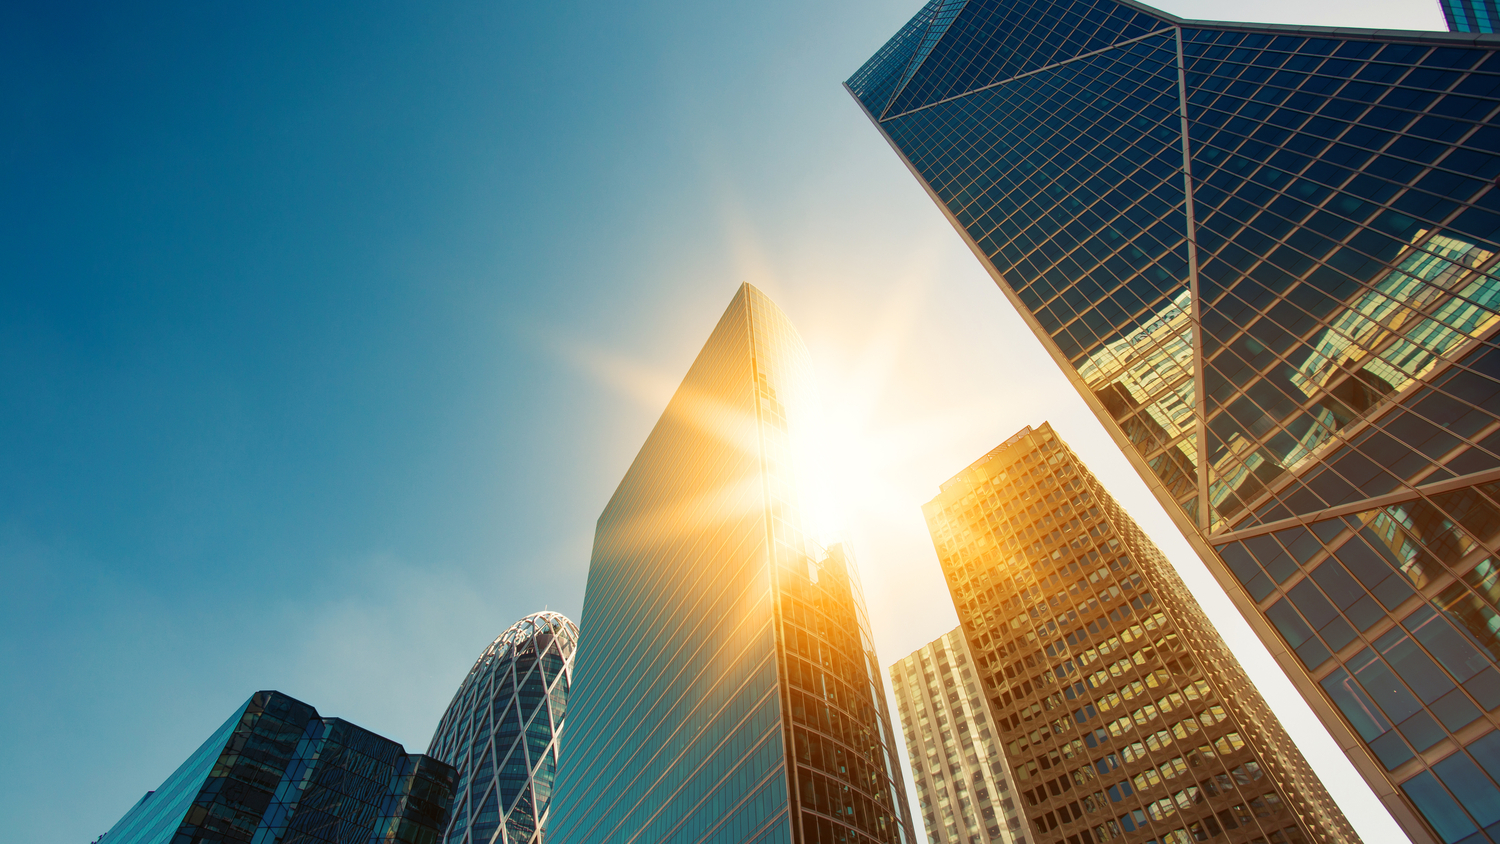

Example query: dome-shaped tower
[428,611,577,844]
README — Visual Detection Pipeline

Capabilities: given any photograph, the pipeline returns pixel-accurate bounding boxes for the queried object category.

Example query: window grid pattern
[259,717,413,844]
[848,0,944,126]
[1444,0,1500,34]
[99,699,253,844]
[891,628,1026,844]
[1182,30,1500,532]
[743,289,914,844]
[370,755,458,844]
[880,0,1164,119]
[1218,482,1500,831]
[886,0,973,118]
[921,424,1354,844]
[849,1,1500,840]
[876,29,1204,524]
[428,612,578,844]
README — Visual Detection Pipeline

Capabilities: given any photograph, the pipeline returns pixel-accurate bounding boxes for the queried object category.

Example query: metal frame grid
[923,425,1355,844]
[428,611,578,844]
[891,628,1028,844]
[848,0,1500,841]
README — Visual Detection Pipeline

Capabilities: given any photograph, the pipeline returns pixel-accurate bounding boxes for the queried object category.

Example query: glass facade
[427,611,578,844]
[547,284,914,844]
[891,628,1026,844]
[1443,0,1500,34]
[849,1,1500,840]
[371,755,459,844]
[97,690,455,844]
[922,424,1356,844]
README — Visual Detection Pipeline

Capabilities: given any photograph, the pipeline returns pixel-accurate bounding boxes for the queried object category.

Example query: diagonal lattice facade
[429,611,578,844]
[851,1,1500,843]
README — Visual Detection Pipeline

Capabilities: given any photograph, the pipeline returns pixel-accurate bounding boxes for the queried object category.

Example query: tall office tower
[923,424,1357,844]
[850,1,1500,840]
[97,690,454,844]
[428,611,579,844]
[548,284,914,844]
[1443,0,1500,34]
[890,628,1026,844]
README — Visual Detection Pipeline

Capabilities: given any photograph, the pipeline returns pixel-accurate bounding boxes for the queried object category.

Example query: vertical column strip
[743,297,803,844]
[880,0,944,121]
[1175,26,1210,530]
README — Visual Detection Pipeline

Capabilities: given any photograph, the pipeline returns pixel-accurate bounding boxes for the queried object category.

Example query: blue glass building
[1444,0,1500,34]
[850,1,1500,842]
[97,690,454,844]
[547,284,914,844]
[427,611,578,844]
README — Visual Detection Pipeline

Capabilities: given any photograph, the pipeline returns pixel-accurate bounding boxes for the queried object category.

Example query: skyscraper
[427,611,578,844]
[97,690,454,844]
[547,284,914,844]
[1443,0,1500,34]
[891,628,1026,844]
[850,2,1500,841]
[924,424,1357,844]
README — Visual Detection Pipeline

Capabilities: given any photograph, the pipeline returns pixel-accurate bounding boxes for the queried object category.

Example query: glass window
[1308,558,1364,609]
[1267,598,1314,649]
[1402,771,1479,843]
[1376,627,1457,704]
[1435,750,1500,829]
[1430,687,1483,731]
[1331,530,1418,606]
[1369,729,1415,770]
[1403,604,1491,683]
[1343,652,1414,729]
[1468,731,1500,782]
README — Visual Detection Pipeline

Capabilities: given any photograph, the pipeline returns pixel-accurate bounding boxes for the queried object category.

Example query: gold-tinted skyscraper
[923,424,1356,844]
[549,284,914,844]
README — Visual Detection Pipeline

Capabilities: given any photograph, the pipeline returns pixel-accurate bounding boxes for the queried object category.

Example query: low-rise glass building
[97,690,454,844]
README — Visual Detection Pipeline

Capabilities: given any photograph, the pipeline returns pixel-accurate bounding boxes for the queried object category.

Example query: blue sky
[1,1,1445,841]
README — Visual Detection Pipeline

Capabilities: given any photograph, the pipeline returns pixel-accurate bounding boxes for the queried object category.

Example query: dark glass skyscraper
[923,423,1356,844]
[849,2,1500,842]
[428,611,578,844]
[548,284,914,844]
[97,690,454,844]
